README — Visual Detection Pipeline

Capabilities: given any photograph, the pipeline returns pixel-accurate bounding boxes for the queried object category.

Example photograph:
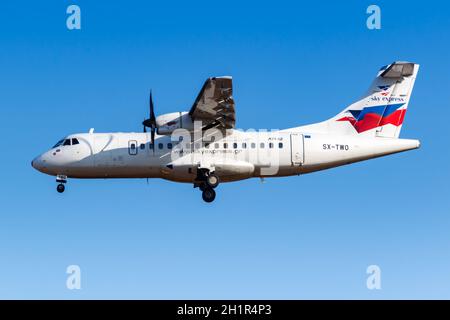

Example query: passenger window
[130,143,136,149]
[167,143,172,149]
[233,143,238,149]
[72,138,80,145]
[214,143,219,149]
[242,143,247,148]
[149,143,154,150]
[269,142,274,148]
[251,143,256,149]
[195,143,200,149]
[279,142,283,148]
[205,143,210,148]
[158,143,163,150]
[260,142,265,148]
[223,143,228,149]
[140,143,145,150]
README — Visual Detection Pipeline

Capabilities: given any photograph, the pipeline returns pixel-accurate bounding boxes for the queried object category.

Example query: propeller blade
[149,90,156,146]
[142,89,157,147]
[151,128,155,146]
[149,90,156,123]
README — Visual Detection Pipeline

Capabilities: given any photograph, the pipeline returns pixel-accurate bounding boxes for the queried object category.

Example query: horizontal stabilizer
[380,62,414,78]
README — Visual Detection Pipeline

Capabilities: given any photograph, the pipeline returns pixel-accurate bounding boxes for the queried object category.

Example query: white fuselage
[32,128,420,183]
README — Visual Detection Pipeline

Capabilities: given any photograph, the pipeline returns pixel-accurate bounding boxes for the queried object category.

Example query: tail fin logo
[337,103,406,133]
[377,85,391,96]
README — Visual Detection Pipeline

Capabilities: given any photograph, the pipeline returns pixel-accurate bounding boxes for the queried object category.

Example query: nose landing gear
[57,184,65,193]
[56,175,67,193]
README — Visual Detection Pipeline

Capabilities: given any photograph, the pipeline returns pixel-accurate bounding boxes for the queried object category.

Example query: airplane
[32,61,420,203]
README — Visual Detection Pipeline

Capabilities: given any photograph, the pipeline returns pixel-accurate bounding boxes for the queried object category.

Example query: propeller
[142,90,157,145]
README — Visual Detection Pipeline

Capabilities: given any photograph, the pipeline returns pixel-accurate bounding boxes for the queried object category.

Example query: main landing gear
[56,175,67,193]
[195,169,220,203]
[202,187,216,203]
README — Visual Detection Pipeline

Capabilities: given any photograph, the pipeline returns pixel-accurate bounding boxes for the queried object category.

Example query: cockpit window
[53,138,79,148]
[52,139,65,148]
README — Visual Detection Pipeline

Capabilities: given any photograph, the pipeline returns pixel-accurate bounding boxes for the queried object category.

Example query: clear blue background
[0,0,449,299]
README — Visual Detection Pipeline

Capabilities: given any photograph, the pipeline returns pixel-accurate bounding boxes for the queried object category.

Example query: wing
[189,76,236,131]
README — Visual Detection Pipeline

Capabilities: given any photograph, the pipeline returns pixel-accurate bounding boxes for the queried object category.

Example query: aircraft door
[290,133,304,165]
[128,140,138,155]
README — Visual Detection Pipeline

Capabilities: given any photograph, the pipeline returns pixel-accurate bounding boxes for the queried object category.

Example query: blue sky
[0,0,449,299]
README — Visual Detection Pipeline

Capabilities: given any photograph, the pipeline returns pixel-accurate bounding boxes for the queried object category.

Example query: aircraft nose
[31,155,46,172]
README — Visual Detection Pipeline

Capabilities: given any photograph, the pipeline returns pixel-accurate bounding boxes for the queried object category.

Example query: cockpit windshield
[52,139,65,148]
[52,138,80,148]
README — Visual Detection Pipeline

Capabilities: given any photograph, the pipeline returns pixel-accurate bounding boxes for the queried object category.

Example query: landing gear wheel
[202,187,216,203]
[57,184,65,193]
[206,173,219,188]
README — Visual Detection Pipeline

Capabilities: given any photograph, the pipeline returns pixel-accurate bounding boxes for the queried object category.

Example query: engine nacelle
[156,111,195,135]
